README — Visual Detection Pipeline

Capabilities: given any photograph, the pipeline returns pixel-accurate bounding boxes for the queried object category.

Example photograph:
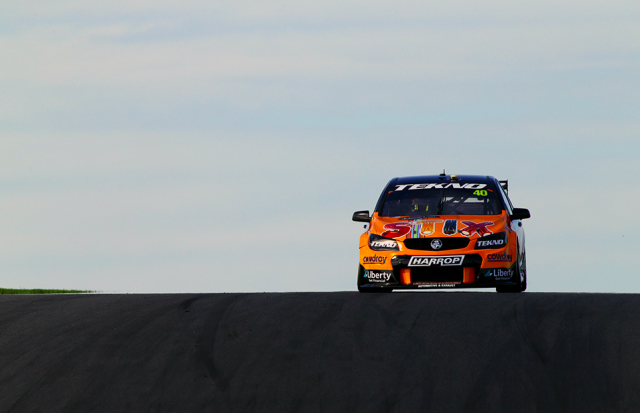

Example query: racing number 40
[473,190,488,196]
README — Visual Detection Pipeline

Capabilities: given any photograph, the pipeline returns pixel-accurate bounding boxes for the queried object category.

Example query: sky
[1,0,639,293]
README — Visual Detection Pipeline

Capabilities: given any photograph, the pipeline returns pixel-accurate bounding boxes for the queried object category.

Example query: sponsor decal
[394,183,487,191]
[487,253,512,262]
[474,232,507,250]
[486,268,514,280]
[370,239,397,249]
[408,219,443,238]
[410,223,422,238]
[369,234,400,251]
[430,239,443,250]
[408,255,464,267]
[364,270,393,283]
[443,219,457,236]
[415,282,461,288]
[381,223,412,239]
[458,221,494,237]
[363,255,387,265]
[477,239,505,248]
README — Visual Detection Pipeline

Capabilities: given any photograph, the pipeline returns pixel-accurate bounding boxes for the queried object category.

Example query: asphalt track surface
[2,292,640,412]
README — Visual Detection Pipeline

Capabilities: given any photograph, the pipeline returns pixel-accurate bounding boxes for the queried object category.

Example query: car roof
[392,175,495,185]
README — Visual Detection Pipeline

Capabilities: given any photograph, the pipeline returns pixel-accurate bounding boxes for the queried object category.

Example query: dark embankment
[1,292,640,412]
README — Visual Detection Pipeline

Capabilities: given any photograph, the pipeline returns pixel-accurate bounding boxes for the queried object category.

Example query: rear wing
[499,180,508,194]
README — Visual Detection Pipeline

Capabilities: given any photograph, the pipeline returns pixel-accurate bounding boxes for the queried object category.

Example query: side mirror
[352,210,371,222]
[510,208,531,220]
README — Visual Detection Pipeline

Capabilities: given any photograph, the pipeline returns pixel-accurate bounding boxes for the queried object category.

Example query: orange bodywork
[463,267,475,284]
[359,211,517,288]
[400,268,411,285]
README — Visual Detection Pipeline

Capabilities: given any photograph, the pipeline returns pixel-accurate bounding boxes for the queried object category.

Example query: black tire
[496,247,526,293]
[357,265,393,293]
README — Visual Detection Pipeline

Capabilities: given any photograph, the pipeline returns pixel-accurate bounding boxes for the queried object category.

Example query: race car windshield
[379,186,501,217]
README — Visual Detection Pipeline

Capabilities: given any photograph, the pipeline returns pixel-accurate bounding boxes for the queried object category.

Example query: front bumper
[359,249,519,290]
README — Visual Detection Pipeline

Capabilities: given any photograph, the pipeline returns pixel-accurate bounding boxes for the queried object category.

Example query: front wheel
[496,248,527,293]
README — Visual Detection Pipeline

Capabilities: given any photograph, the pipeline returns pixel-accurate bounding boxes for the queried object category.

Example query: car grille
[403,238,470,251]
[410,267,463,283]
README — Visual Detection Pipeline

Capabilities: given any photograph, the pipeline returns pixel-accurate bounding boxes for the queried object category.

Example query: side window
[495,180,513,215]
[374,178,397,213]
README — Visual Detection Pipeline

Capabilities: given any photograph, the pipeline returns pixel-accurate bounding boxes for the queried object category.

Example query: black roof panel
[393,175,495,185]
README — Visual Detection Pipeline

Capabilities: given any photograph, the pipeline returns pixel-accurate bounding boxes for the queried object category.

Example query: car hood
[370,213,508,240]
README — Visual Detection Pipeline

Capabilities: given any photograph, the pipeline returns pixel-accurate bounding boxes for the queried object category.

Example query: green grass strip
[0,288,95,294]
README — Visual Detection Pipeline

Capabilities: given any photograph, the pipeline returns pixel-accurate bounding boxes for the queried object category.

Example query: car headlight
[474,232,507,249]
[369,234,399,251]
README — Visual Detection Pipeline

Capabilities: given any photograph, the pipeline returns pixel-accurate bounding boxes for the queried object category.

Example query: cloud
[3,0,640,91]
[85,21,178,39]
[3,16,639,136]
[3,0,639,24]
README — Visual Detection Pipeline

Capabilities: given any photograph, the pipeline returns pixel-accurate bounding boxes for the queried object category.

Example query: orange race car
[353,173,531,293]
